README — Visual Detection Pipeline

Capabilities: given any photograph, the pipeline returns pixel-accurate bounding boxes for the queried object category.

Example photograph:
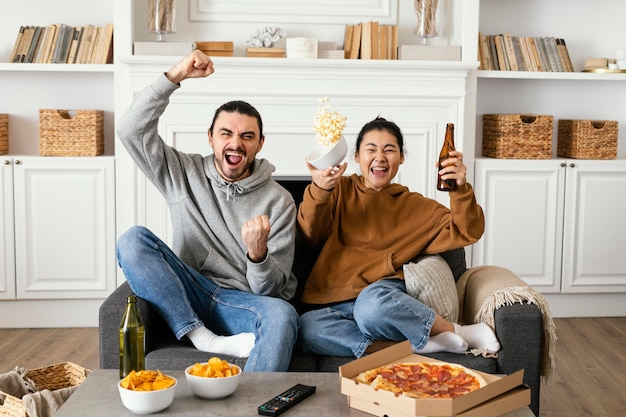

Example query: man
[116,50,299,372]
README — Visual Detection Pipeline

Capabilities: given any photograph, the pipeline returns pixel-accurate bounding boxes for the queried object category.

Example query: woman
[297,116,500,358]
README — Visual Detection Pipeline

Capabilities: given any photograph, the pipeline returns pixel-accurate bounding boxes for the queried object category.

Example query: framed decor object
[190,0,398,25]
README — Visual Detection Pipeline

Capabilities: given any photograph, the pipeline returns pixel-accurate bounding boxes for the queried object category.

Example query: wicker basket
[39,109,104,156]
[0,114,7,155]
[483,114,553,159]
[0,362,90,417]
[557,119,618,159]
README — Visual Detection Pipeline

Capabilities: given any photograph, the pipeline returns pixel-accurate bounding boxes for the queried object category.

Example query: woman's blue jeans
[116,226,299,372]
[299,278,435,358]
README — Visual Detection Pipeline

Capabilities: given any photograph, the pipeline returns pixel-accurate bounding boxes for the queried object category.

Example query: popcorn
[313,97,347,147]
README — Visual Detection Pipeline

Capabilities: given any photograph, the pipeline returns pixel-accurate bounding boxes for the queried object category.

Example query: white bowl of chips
[307,135,348,170]
[185,358,242,399]
[118,370,177,414]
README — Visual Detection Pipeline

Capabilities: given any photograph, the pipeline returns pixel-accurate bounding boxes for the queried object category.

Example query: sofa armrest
[98,281,166,369]
[494,302,543,416]
[457,266,545,416]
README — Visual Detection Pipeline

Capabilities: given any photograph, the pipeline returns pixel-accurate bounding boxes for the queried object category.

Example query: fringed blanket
[456,265,557,382]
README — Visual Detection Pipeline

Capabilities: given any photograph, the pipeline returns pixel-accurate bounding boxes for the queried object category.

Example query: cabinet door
[0,158,16,299]
[13,157,116,299]
[473,159,565,292]
[561,160,626,292]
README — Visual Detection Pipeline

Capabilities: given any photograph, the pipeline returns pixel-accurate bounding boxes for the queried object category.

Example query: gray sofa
[99,243,544,416]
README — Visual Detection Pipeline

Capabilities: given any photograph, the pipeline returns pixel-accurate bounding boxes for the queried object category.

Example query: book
[557,38,574,72]
[389,25,398,60]
[349,23,362,59]
[246,47,285,58]
[378,24,387,60]
[488,35,499,70]
[53,24,74,63]
[370,21,379,59]
[39,24,58,64]
[547,37,564,72]
[17,26,35,63]
[94,23,114,64]
[528,37,543,71]
[76,25,94,64]
[521,37,539,72]
[9,26,26,63]
[502,33,519,71]
[67,26,83,64]
[88,26,101,63]
[25,26,44,63]
[478,32,493,70]
[360,22,372,59]
[343,25,354,59]
[534,36,552,72]
[494,34,509,70]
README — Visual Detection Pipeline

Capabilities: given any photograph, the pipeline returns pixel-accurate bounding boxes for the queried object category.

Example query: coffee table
[54,369,534,417]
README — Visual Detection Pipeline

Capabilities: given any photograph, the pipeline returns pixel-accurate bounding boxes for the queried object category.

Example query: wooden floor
[1,317,624,416]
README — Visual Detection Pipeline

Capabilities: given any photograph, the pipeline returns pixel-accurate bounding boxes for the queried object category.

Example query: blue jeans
[299,279,435,358]
[116,226,299,372]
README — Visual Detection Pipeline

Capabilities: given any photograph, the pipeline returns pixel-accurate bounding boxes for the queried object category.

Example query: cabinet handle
[15,160,22,165]
[570,163,575,168]
[560,162,566,167]
[3,160,9,165]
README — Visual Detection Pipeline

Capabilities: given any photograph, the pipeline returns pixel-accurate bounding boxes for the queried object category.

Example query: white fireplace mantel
[114,57,477,274]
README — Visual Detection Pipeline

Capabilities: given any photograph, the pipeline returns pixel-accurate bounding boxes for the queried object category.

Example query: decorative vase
[413,0,438,44]
[149,0,176,42]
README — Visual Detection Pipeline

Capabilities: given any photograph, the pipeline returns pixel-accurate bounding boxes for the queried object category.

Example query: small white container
[307,135,348,170]
[286,37,318,59]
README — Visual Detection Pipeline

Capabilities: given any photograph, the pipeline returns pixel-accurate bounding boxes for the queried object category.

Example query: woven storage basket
[0,114,7,155]
[483,114,553,159]
[557,119,618,159]
[39,109,104,156]
[0,362,90,417]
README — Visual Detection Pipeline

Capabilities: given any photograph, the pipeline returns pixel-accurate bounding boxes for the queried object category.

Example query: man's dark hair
[209,100,264,138]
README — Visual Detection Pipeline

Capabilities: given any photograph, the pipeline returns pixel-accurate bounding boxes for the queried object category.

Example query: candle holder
[149,0,176,42]
[413,0,438,45]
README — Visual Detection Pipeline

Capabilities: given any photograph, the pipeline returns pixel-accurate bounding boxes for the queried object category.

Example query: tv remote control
[257,383,316,416]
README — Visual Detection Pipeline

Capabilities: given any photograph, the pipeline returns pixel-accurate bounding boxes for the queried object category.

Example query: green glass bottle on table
[119,295,145,379]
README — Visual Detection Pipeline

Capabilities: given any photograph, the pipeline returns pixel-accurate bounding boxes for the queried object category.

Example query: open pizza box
[339,341,530,417]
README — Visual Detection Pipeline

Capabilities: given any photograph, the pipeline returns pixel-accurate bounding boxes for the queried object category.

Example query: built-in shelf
[477,70,626,81]
[0,63,113,72]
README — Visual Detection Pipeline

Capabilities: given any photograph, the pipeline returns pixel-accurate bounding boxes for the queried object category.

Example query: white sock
[418,331,468,354]
[187,326,256,358]
[454,322,501,352]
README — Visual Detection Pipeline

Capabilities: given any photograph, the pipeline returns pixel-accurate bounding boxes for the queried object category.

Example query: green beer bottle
[119,295,145,379]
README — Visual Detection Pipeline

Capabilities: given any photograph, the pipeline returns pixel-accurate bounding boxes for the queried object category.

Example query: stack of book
[8,23,114,64]
[583,58,614,71]
[245,47,285,58]
[344,22,398,60]
[478,32,574,72]
[196,41,233,57]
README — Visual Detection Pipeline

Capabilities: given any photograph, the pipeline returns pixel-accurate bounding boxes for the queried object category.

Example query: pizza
[356,361,486,399]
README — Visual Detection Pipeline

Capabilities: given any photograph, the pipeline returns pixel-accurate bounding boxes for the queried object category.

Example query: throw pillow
[403,255,459,322]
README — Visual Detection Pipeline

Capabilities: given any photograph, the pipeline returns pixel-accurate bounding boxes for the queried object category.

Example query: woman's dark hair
[355,116,404,154]
[209,100,264,138]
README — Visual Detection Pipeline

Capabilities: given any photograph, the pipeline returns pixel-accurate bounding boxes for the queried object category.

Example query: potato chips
[120,370,176,391]
[188,357,240,378]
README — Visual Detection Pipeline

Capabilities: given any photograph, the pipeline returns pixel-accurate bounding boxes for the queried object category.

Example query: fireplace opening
[276,178,311,207]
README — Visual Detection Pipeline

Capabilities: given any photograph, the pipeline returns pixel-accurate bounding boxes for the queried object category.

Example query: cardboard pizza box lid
[339,341,529,417]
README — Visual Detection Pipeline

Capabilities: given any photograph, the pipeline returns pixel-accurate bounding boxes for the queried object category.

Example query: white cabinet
[473,158,626,294]
[0,157,116,300]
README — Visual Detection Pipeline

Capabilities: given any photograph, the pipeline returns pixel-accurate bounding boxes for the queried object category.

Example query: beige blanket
[457,265,556,381]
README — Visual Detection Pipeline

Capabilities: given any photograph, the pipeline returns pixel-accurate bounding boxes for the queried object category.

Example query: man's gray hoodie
[117,74,297,300]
